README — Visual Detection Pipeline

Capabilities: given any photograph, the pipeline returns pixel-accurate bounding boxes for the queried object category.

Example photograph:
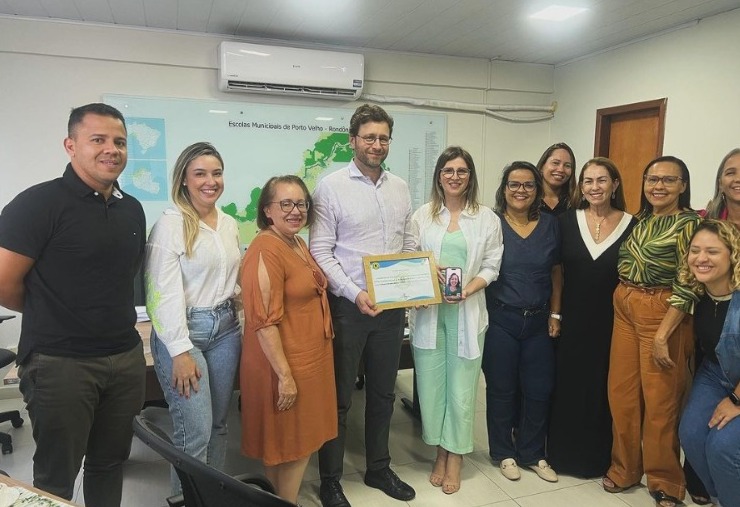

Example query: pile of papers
[0,482,75,506]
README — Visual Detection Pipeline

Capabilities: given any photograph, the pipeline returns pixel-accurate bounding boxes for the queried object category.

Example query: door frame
[594,98,667,157]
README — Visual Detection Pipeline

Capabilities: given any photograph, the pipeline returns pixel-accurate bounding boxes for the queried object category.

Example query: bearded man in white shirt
[310,104,416,507]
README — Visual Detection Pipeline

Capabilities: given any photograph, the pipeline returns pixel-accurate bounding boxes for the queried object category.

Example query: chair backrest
[132,415,296,507]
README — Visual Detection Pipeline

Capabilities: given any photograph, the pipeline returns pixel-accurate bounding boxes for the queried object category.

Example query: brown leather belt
[619,279,671,295]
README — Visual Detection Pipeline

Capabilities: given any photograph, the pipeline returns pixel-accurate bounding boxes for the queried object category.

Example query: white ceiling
[1,0,739,65]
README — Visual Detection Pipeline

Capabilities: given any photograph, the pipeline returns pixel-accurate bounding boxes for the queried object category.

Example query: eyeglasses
[441,168,470,179]
[644,175,684,186]
[271,200,310,213]
[356,135,392,146]
[506,181,536,192]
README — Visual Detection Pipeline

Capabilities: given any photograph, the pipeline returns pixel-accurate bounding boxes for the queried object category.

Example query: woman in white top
[145,142,242,493]
[410,146,503,495]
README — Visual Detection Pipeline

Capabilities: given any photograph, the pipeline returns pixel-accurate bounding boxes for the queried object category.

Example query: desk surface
[3,321,154,386]
[0,474,80,506]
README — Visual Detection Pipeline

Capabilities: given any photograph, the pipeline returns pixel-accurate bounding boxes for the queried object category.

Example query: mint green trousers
[413,302,484,454]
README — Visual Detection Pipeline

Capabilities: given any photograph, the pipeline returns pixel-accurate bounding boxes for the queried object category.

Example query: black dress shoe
[319,479,351,507]
[364,467,416,501]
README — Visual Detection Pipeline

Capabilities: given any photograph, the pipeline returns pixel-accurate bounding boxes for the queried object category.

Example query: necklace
[707,290,733,317]
[505,213,530,228]
[588,209,608,241]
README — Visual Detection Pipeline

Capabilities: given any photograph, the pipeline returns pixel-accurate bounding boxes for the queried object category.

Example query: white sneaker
[500,458,521,480]
[529,459,558,482]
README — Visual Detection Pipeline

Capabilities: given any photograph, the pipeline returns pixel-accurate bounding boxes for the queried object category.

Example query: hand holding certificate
[363,251,442,310]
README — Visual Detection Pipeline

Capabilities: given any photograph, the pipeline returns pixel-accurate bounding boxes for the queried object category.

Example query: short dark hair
[637,155,692,219]
[349,104,394,138]
[494,161,543,221]
[256,175,315,230]
[68,103,127,137]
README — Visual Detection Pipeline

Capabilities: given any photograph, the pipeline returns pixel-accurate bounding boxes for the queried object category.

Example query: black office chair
[132,415,296,507]
[0,315,24,455]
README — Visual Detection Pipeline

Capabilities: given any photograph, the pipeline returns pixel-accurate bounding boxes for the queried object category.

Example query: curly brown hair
[677,219,740,295]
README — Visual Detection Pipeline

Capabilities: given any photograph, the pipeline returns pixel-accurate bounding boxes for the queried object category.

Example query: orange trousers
[606,283,693,500]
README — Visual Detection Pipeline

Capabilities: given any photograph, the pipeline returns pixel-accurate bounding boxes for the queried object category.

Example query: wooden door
[594,99,666,214]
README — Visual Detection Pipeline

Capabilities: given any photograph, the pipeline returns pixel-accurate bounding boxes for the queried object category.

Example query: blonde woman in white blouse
[145,142,241,493]
[410,146,503,495]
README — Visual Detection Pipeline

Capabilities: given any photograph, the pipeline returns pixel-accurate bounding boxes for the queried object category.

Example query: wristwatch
[729,392,740,406]
[549,312,562,321]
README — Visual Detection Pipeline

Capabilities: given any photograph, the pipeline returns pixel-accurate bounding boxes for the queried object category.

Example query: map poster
[104,94,446,247]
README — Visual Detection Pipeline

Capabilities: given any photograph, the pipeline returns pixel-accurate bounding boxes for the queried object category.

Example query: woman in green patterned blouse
[602,156,700,507]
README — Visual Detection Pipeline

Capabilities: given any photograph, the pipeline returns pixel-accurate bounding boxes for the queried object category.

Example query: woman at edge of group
[240,175,336,503]
[410,146,503,495]
[536,142,577,216]
[145,142,242,493]
[481,161,562,483]
[683,147,740,505]
[603,155,701,507]
[703,148,740,228]
[678,220,740,507]
[547,157,636,478]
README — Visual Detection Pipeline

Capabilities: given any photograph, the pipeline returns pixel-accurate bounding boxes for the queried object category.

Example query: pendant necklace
[589,210,608,241]
[707,290,732,317]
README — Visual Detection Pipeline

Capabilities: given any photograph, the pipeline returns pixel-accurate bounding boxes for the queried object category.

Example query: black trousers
[19,342,146,506]
[318,294,405,481]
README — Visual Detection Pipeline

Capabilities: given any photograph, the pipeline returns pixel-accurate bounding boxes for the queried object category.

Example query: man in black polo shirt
[0,103,146,506]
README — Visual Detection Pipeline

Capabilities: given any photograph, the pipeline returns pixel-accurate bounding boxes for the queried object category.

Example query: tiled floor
[0,370,703,507]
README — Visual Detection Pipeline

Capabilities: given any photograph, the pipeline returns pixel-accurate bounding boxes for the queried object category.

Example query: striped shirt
[618,210,701,313]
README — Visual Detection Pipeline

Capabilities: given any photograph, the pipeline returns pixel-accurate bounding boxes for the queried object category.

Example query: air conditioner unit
[218,41,364,101]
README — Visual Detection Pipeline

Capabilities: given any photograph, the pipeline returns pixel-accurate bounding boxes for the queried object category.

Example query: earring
[581,195,586,202]
[611,191,615,199]
[722,193,726,201]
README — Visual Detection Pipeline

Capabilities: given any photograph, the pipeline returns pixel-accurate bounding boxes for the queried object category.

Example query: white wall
[551,8,740,208]
[0,17,554,345]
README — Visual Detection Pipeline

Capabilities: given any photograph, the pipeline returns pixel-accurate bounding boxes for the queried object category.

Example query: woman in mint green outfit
[410,146,503,494]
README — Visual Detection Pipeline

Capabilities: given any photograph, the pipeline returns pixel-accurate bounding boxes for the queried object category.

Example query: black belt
[491,298,548,316]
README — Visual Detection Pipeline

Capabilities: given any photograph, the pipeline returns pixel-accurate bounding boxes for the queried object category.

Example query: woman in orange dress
[240,175,337,503]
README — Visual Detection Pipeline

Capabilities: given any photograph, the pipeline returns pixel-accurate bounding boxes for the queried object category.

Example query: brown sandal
[429,447,447,487]
[442,454,462,495]
[602,475,640,493]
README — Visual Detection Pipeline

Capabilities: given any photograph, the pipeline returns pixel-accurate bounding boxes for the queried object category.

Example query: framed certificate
[363,251,442,310]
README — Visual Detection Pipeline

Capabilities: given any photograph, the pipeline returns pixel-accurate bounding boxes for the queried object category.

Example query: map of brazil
[119,118,167,201]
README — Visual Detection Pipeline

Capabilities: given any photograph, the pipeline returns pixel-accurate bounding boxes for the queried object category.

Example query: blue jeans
[679,359,740,505]
[481,303,554,465]
[151,299,241,493]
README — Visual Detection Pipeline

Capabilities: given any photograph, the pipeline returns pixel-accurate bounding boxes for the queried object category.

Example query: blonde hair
[170,142,224,257]
[706,148,740,219]
[429,146,480,221]
[677,219,740,295]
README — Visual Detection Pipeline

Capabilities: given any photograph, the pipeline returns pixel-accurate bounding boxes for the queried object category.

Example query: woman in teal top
[410,147,503,495]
